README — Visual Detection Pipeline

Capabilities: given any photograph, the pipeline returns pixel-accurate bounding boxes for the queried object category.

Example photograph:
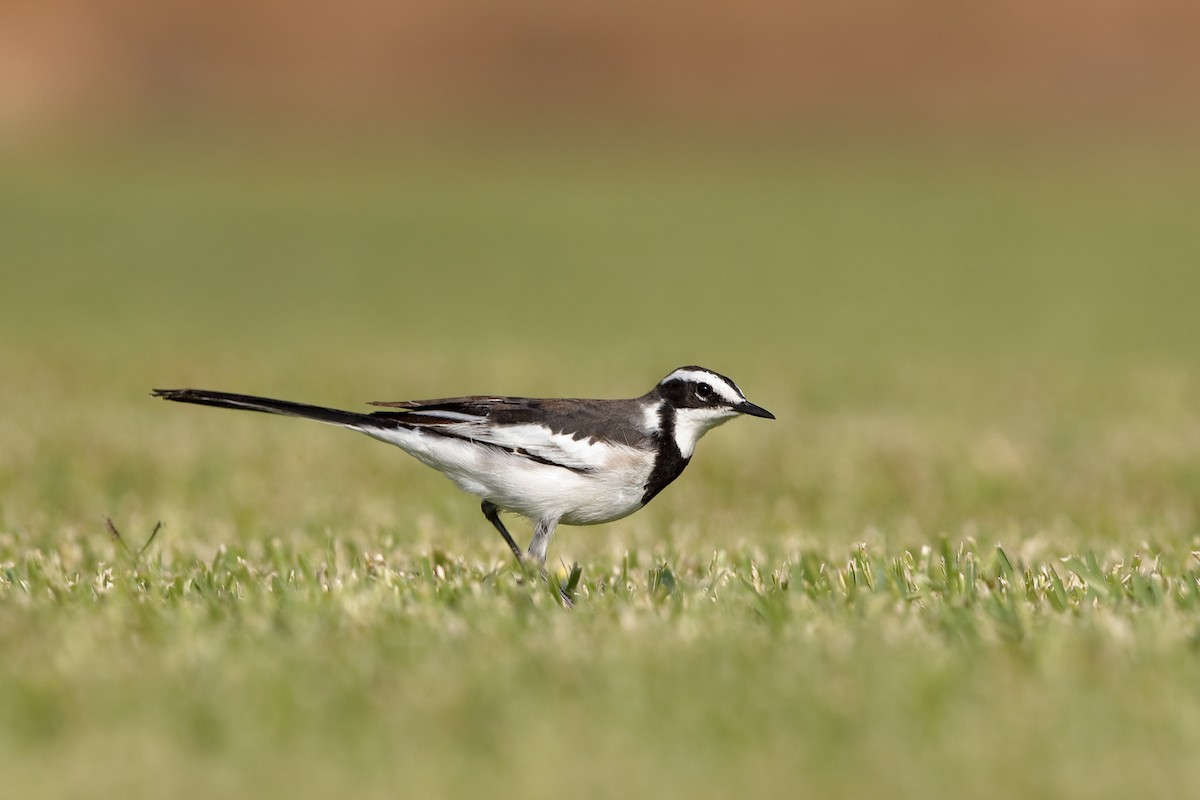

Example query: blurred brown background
[3,0,1199,137]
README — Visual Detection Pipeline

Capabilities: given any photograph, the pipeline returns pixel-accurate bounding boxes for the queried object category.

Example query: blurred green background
[2,2,1200,799]
[4,135,1198,549]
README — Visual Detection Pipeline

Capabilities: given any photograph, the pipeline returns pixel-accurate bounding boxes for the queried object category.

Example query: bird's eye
[695,383,714,400]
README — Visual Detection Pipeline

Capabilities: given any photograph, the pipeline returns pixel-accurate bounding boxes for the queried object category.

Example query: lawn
[1,133,1199,799]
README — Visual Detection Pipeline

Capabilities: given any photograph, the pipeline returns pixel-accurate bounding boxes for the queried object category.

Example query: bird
[152,366,774,572]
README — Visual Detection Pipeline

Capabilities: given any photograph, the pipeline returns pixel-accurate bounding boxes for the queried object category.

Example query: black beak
[736,400,775,420]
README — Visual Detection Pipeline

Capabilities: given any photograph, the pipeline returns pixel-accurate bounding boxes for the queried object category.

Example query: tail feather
[151,388,383,429]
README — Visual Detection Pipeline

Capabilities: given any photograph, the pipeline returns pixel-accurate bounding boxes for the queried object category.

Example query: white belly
[362,426,654,525]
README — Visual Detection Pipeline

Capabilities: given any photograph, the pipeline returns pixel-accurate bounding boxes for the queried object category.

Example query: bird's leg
[528,517,574,607]
[481,508,572,606]
[480,500,522,563]
[527,517,558,566]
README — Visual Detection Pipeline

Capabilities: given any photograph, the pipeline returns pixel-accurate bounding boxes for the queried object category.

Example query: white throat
[670,407,736,459]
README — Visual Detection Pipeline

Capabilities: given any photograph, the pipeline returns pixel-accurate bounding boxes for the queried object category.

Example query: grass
[1,132,1199,798]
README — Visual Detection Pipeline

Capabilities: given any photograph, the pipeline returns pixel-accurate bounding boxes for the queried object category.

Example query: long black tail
[151,388,380,429]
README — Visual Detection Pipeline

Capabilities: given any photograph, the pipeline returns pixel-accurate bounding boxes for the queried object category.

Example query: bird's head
[651,366,774,458]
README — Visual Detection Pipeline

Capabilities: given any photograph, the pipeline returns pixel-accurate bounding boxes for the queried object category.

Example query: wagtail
[153,366,774,568]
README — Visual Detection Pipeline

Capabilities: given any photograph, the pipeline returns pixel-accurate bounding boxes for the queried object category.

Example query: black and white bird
[152,366,773,568]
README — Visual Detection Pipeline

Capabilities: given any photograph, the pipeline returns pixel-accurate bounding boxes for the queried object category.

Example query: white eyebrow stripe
[663,369,745,404]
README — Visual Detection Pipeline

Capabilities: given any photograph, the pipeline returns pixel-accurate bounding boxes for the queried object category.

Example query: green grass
[2,133,1199,799]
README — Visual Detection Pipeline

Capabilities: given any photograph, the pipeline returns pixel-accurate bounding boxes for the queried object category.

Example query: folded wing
[369,397,608,474]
